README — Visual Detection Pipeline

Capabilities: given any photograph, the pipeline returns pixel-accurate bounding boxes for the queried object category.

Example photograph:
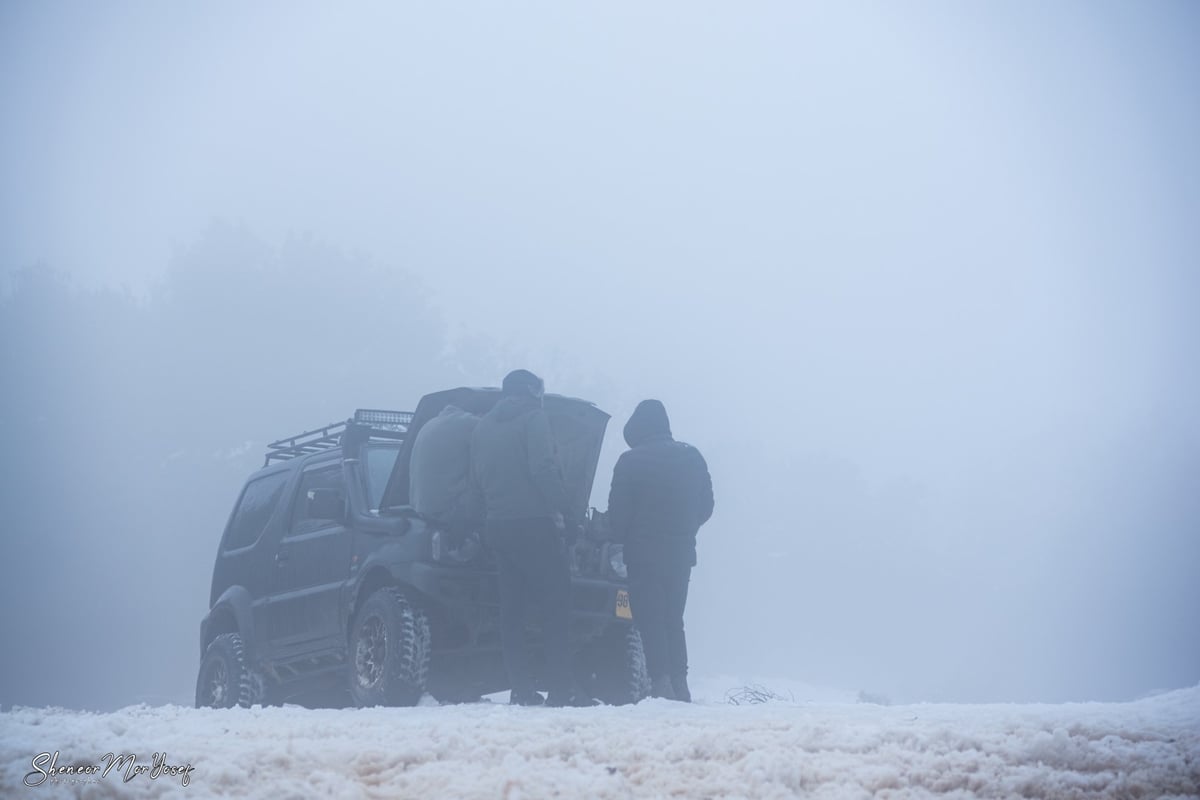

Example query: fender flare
[346,555,415,628]
[200,585,256,660]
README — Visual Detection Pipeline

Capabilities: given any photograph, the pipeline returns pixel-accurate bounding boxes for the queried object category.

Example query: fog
[2,1,1197,711]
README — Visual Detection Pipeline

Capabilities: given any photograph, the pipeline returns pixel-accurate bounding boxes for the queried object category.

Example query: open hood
[379,387,610,522]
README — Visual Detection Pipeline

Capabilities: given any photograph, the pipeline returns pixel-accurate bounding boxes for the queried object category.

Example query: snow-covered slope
[2,684,1197,799]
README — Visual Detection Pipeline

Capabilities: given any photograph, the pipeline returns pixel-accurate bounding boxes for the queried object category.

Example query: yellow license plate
[615,588,632,620]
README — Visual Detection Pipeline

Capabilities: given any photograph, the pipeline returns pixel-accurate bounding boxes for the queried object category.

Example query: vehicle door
[213,468,292,650]
[267,459,353,658]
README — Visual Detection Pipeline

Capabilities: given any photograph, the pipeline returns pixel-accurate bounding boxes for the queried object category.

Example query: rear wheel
[575,624,651,705]
[348,587,431,707]
[195,632,263,708]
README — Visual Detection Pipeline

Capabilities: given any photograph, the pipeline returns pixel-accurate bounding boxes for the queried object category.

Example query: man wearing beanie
[470,369,591,707]
[607,399,714,701]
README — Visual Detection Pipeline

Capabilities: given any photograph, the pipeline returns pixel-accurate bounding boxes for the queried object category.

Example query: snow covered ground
[2,681,1197,799]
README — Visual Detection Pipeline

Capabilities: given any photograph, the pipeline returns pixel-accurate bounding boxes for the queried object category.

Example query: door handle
[275,551,290,566]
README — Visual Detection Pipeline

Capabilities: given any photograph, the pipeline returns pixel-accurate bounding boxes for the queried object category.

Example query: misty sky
[2,1,1198,708]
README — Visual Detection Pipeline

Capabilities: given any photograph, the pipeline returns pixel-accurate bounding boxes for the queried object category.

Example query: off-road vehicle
[195,387,648,708]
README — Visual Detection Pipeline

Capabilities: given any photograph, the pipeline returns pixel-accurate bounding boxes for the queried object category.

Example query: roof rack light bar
[354,409,414,427]
[263,409,414,465]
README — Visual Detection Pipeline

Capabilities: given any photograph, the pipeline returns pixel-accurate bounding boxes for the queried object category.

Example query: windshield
[364,444,401,511]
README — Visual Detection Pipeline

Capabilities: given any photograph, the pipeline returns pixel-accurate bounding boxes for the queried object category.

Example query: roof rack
[264,408,414,465]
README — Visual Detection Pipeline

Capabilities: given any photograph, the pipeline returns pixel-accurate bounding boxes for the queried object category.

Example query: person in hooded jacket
[409,404,482,527]
[607,399,714,701]
[470,369,593,707]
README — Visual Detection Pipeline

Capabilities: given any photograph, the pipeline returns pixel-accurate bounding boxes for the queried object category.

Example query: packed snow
[2,680,1196,800]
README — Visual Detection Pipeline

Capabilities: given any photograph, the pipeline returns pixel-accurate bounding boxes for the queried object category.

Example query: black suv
[195,387,649,709]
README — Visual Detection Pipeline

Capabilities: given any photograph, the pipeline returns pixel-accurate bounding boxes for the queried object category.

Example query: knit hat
[501,369,545,398]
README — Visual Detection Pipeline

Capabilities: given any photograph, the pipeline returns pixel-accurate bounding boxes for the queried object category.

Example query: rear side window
[223,472,289,551]
[289,464,345,535]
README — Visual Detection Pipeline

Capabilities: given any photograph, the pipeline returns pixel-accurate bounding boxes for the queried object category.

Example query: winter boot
[650,674,677,701]
[670,673,691,703]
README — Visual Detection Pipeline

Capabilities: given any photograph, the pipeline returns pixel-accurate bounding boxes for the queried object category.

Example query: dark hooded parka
[607,400,714,567]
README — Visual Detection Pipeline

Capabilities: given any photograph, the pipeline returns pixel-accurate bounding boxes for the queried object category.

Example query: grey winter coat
[409,405,482,522]
[469,395,569,521]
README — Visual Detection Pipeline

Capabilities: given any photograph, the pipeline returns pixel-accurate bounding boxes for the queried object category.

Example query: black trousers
[485,518,572,696]
[626,559,692,680]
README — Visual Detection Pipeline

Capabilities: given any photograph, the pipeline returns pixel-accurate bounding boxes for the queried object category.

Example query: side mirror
[380,504,422,519]
[307,488,346,522]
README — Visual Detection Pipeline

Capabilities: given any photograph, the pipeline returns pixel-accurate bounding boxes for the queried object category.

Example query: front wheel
[348,587,431,707]
[195,632,263,708]
[575,624,651,705]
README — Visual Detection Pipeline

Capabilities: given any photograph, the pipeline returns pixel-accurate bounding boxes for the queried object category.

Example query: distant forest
[0,223,502,709]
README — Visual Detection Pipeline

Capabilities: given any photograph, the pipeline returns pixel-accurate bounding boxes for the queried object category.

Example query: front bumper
[406,561,630,624]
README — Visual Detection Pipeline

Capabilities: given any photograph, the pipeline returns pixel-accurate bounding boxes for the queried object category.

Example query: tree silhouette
[0,223,471,709]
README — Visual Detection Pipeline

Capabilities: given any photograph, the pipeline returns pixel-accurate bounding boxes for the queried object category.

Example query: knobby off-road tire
[195,632,264,709]
[576,624,651,705]
[348,587,431,707]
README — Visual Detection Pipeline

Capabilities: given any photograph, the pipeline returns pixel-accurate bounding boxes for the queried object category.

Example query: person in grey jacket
[409,404,482,526]
[470,369,590,707]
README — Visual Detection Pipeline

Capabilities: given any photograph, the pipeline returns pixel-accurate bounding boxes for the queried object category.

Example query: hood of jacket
[623,399,672,447]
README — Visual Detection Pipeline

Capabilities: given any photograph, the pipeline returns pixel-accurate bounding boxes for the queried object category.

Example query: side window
[289,464,346,536]
[223,472,289,551]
